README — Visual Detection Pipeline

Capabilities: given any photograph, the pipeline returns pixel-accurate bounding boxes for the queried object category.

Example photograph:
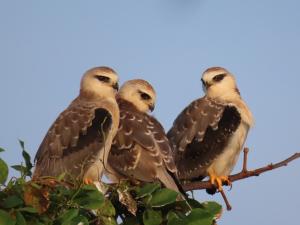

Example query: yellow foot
[84,178,94,185]
[208,173,231,192]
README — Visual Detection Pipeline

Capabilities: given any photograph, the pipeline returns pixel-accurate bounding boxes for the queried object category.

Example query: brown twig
[183,148,300,192]
[220,190,232,211]
[242,147,249,172]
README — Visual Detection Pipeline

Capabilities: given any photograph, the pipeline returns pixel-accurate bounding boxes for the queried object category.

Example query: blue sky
[1,1,300,224]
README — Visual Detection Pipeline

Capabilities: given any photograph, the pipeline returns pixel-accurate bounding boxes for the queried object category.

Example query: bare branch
[220,189,232,211]
[183,148,300,192]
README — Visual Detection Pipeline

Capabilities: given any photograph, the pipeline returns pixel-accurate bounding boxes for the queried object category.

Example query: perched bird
[33,66,120,191]
[167,67,254,193]
[107,79,184,195]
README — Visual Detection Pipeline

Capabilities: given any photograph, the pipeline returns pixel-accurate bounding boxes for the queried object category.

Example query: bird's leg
[207,168,232,210]
[207,168,231,191]
[84,178,94,185]
[220,175,232,188]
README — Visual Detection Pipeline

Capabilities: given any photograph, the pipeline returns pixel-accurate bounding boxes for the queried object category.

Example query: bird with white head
[33,66,120,192]
[168,67,253,194]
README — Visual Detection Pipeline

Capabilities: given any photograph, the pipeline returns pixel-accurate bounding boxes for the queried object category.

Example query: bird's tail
[157,168,188,201]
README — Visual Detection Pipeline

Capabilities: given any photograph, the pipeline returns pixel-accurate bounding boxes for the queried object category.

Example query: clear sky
[1,1,300,224]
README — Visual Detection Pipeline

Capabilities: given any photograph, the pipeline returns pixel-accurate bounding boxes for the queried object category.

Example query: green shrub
[0,142,221,225]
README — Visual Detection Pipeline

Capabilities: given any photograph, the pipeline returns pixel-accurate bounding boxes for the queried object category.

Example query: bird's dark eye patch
[213,74,226,82]
[95,75,110,83]
[140,92,151,100]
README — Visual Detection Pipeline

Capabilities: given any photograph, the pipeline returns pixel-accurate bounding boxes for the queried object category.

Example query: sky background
[1,0,300,224]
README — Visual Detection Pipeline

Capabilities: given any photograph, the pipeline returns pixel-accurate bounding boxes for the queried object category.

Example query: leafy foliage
[0,143,222,225]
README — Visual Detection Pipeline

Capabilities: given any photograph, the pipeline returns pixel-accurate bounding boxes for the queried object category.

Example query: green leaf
[0,147,5,152]
[59,209,79,225]
[81,184,98,191]
[183,208,214,225]
[136,182,161,199]
[16,211,27,225]
[0,191,7,200]
[19,140,25,150]
[0,210,16,225]
[18,207,38,213]
[22,150,33,173]
[101,216,118,225]
[167,211,184,225]
[30,182,42,190]
[202,201,222,216]
[149,188,178,207]
[122,217,140,225]
[98,199,116,217]
[74,193,104,209]
[18,140,33,176]
[73,186,105,210]
[0,158,9,184]
[57,172,66,181]
[11,165,27,173]
[2,195,24,208]
[77,198,104,210]
[69,215,89,225]
[143,209,162,225]
[187,198,204,209]
[172,200,195,213]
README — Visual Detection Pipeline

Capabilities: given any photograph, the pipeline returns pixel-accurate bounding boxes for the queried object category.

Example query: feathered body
[107,79,183,194]
[168,67,253,191]
[33,67,120,188]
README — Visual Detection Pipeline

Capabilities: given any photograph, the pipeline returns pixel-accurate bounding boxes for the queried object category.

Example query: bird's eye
[213,74,226,82]
[140,92,151,100]
[95,75,110,83]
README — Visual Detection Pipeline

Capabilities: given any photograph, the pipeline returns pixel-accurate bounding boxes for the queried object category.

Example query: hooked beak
[149,104,155,112]
[112,82,119,91]
[201,78,211,89]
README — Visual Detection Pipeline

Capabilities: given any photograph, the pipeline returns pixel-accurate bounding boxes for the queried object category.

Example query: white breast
[210,121,249,176]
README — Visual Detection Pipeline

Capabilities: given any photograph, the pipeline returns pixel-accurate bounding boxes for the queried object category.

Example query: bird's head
[201,67,240,100]
[118,79,156,113]
[80,66,119,99]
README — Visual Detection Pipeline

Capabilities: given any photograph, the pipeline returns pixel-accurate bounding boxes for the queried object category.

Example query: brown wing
[109,100,177,180]
[109,108,158,175]
[147,116,177,174]
[167,97,241,180]
[34,98,113,180]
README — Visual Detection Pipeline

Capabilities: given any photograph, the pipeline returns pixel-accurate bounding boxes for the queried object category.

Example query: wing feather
[168,97,243,180]
[34,98,113,179]
[168,97,225,155]
[109,99,178,180]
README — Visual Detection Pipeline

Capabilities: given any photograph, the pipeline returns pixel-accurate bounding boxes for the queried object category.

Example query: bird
[167,67,254,193]
[107,79,185,195]
[33,66,120,191]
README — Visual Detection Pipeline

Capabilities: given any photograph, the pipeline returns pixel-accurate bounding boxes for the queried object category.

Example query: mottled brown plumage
[33,67,120,189]
[167,97,241,180]
[107,80,182,195]
[168,67,253,193]
[109,99,176,177]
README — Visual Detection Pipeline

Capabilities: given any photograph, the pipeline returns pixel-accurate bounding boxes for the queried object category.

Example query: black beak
[113,83,119,91]
[201,78,211,89]
[149,104,155,112]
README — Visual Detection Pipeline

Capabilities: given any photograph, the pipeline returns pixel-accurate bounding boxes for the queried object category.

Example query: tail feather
[157,168,188,200]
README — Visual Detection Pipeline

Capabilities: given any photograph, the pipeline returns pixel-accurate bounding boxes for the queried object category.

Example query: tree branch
[183,148,300,192]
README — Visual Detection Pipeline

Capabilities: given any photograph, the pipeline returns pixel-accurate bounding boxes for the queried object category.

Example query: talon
[84,178,94,185]
[220,176,232,187]
[208,170,231,192]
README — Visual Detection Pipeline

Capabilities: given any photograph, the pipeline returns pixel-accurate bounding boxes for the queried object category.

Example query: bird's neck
[207,87,241,103]
[207,88,254,127]
[79,89,116,102]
